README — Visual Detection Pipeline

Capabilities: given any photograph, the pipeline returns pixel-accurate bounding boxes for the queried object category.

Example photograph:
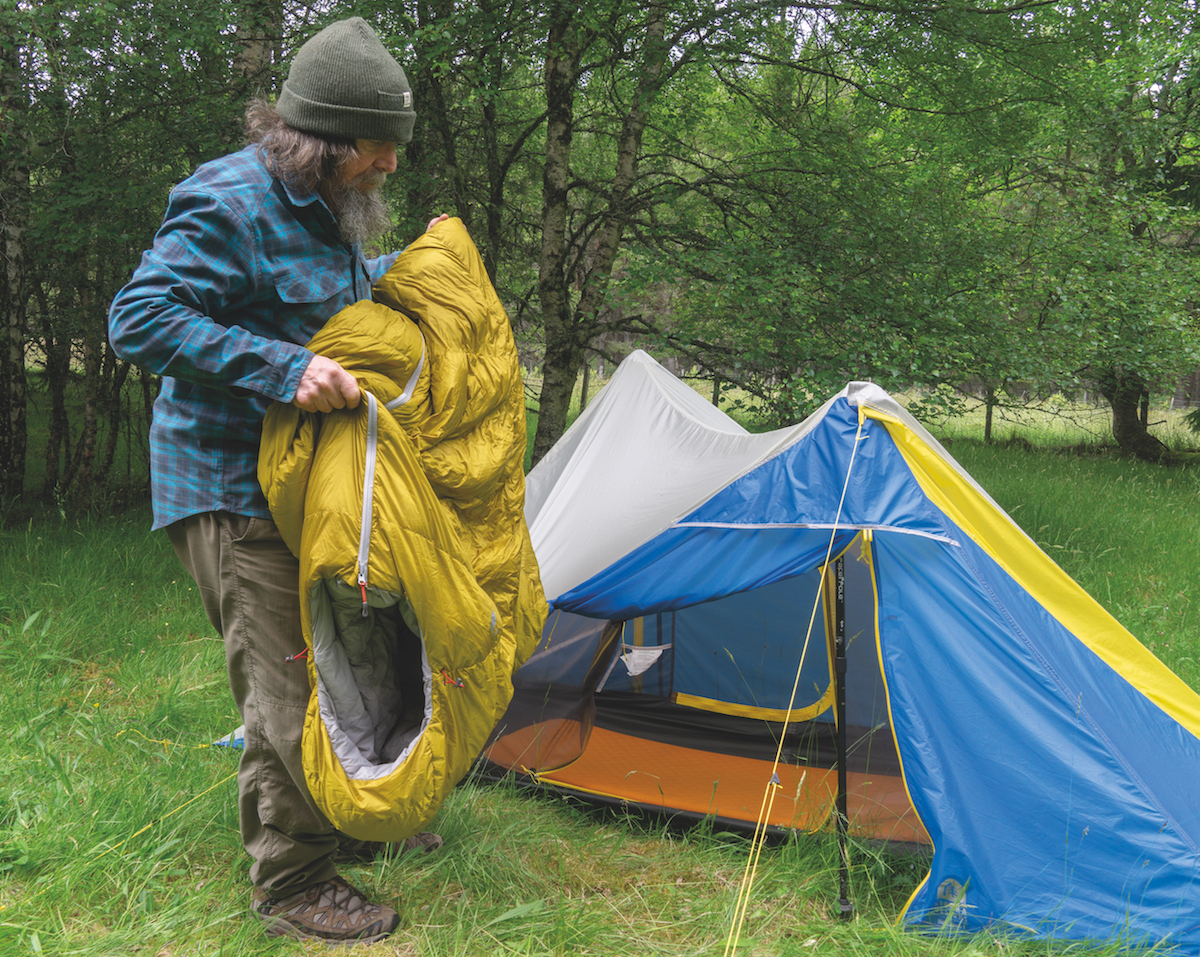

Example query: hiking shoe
[333,831,445,865]
[251,876,399,944]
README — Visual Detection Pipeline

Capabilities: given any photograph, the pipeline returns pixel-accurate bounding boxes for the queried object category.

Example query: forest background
[4,0,1200,510]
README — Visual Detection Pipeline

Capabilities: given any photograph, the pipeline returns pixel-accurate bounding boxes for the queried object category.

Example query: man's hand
[294,355,361,413]
[427,213,450,231]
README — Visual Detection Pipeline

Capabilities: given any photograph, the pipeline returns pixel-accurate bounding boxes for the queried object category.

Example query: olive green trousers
[167,511,338,894]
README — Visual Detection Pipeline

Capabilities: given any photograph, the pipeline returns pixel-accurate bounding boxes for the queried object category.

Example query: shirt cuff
[270,343,316,403]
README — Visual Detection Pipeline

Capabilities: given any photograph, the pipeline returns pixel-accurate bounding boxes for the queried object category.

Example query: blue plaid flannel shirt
[109,146,398,529]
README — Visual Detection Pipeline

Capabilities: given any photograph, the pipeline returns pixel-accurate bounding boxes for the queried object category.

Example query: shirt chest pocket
[274,262,351,304]
[269,260,358,342]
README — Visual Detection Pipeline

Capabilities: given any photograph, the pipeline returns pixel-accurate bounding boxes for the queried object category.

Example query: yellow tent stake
[724,411,867,956]
[115,728,217,752]
[94,767,239,861]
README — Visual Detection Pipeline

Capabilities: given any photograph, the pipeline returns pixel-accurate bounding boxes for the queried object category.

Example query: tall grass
[0,413,1197,954]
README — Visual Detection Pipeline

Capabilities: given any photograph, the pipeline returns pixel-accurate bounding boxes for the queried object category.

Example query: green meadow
[0,391,1198,956]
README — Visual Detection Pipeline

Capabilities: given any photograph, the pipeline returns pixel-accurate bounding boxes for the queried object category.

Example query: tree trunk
[531,5,668,465]
[482,82,504,283]
[0,26,29,501]
[100,354,130,481]
[1098,371,1169,461]
[75,318,102,504]
[530,4,583,466]
[234,0,282,91]
[37,317,72,500]
[63,263,107,507]
[422,57,472,229]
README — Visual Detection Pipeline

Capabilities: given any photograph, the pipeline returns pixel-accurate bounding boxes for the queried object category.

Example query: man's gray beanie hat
[277,17,416,143]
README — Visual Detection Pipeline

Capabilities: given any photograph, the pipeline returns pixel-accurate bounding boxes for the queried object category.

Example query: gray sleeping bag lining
[311,579,432,781]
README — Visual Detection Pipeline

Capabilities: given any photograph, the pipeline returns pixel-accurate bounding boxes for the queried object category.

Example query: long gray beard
[326,172,394,248]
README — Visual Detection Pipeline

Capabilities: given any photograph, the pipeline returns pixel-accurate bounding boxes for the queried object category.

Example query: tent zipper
[357,391,380,617]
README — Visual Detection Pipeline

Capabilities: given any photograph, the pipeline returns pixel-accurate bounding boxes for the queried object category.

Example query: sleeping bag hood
[258,217,547,841]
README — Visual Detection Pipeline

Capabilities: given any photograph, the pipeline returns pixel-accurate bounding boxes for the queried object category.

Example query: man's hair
[244,97,358,193]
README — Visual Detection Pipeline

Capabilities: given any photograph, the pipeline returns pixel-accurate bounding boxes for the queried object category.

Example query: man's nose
[376,145,398,173]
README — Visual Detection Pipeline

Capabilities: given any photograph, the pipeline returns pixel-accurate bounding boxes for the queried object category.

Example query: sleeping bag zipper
[357,332,424,618]
[357,391,380,617]
[385,333,425,412]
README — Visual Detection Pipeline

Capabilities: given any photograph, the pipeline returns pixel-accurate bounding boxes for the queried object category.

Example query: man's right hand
[294,355,362,413]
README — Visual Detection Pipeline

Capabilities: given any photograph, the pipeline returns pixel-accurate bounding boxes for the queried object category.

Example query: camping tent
[483,350,1200,947]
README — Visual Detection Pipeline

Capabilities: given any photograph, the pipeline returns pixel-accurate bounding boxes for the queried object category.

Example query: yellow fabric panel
[373,223,526,489]
[259,218,548,840]
[255,403,310,559]
[865,407,1200,741]
[673,691,832,723]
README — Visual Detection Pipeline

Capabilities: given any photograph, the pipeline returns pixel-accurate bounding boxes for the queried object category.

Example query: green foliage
[628,3,1200,439]
[10,0,1200,486]
[9,0,267,507]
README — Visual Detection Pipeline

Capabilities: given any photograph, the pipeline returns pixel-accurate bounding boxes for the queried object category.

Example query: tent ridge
[672,521,960,546]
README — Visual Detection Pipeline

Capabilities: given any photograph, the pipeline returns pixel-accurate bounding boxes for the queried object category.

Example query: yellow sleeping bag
[258,218,547,841]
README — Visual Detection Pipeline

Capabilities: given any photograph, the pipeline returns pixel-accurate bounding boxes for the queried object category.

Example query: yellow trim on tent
[862,522,937,922]
[864,407,1200,742]
[534,775,657,806]
[672,691,832,723]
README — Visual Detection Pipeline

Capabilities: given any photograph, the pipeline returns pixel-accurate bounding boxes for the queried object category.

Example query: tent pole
[834,555,854,919]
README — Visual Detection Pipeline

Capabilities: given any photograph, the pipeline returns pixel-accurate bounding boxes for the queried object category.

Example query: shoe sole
[254,907,397,945]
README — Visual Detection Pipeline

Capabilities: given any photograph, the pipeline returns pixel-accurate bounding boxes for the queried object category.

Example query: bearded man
[108,17,444,945]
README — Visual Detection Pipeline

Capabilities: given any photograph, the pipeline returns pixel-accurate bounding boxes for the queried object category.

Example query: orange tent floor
[534,726,930,844]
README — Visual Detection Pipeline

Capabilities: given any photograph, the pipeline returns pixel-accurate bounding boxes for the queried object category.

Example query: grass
[1,392,1198,955]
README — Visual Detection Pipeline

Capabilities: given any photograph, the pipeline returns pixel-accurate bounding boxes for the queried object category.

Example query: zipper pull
[285,648,308,663]
[358,575,369,618]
